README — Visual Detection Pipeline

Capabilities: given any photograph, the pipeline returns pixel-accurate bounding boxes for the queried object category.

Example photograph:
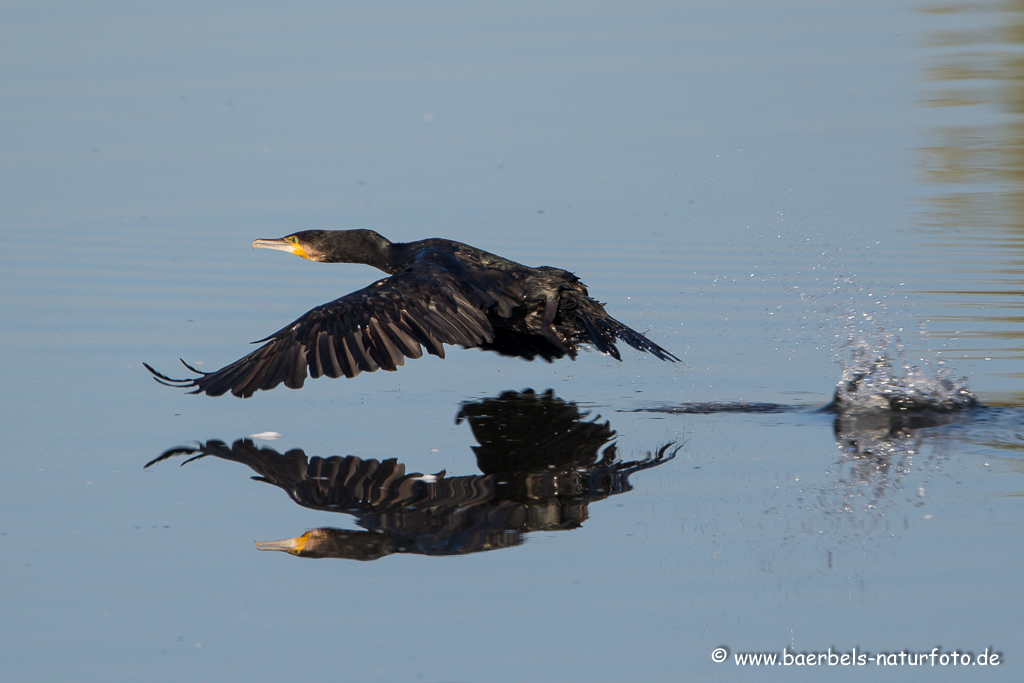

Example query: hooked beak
[252,237,310,260]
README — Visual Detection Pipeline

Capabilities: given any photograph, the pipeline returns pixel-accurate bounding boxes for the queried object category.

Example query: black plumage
[145,229,678,397]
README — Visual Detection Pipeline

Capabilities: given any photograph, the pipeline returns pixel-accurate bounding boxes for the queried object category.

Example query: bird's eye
[289,236,298,244]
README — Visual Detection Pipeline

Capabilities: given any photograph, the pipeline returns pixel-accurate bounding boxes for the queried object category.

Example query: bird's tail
[562,290,678,362]
[579,314,680,362]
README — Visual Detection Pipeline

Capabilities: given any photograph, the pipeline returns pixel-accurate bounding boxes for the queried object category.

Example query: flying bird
[145,229,678,397]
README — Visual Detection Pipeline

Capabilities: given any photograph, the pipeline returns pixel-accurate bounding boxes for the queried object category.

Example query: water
[3,1,1024,681]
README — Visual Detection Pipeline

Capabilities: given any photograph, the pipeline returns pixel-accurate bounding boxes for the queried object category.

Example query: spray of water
[831,338,977,413]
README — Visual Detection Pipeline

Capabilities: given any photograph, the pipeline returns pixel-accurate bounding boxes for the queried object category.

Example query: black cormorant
[145,229,679,397]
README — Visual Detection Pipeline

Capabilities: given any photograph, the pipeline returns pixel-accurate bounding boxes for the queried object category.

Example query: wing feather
[154,257,514,397]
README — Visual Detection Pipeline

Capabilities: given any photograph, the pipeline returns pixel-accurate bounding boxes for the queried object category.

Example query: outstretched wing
[146,253,523,397]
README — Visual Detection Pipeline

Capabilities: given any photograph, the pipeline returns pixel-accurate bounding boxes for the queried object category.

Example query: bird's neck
[324,230,399,273]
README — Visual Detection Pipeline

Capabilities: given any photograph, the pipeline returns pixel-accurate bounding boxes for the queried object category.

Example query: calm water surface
[3,2,1024,682]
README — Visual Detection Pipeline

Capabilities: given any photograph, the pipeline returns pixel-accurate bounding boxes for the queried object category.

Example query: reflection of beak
[252,238,309,260]
[255,530,313,554]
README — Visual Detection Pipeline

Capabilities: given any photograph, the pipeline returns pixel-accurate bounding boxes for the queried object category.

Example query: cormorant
[145,229,678,397]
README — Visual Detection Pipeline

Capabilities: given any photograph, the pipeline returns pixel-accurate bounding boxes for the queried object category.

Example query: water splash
[829,339,978,414]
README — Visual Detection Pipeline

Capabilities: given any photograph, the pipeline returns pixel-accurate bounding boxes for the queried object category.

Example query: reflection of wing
[149,440,490,512]
[146,253,523,397]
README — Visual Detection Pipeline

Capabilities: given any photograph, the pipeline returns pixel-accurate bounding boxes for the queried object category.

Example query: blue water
[3,2,1024,681]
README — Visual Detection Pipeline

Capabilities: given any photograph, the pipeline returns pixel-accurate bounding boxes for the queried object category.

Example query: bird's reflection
[148,389,677,560]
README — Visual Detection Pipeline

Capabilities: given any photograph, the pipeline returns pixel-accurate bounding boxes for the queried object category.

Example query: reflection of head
[255,529,397,561]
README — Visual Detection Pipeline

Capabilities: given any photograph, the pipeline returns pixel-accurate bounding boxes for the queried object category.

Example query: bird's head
[252,229,330,261]
[252,229,393,268]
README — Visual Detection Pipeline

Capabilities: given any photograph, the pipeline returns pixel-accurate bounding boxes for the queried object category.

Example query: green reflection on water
[918,1,1024,402]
